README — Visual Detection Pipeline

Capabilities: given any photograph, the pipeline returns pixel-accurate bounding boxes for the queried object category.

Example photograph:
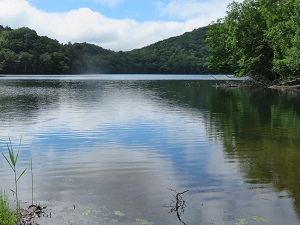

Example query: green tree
[38,53,53,74]
[263,0,300,76]
[207,0,300,80]
[0,49,18,73]
[207,0,275,79]
[17,52,33,74]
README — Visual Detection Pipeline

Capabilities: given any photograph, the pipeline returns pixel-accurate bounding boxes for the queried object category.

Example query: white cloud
[155,0,239,21]
[0,0,187,51]
[0,0,237,51]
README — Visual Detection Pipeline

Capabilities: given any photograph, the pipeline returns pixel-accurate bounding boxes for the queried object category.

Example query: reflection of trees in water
[0,79,67,122]
[2,79,300,220]
[206,87,300,219]
[163,189,189,225]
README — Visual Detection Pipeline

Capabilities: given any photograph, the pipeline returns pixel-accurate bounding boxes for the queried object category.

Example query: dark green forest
[1,0,300,76]
[0,25,215,75]
[206,0,300,81]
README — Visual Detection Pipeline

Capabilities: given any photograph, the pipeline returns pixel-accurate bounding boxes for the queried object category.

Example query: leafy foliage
[206,0,300,80]
[0,25,215,75]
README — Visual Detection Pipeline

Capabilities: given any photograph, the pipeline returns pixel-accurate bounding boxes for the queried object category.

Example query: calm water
[0,75,299,225]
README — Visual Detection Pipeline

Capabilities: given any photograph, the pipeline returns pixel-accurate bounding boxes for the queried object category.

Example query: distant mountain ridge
[0,25,220,74]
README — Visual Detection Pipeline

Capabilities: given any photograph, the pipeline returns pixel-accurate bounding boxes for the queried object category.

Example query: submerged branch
[164,189,189,225]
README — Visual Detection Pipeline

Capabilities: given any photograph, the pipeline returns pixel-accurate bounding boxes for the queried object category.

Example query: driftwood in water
[269,78,300,89]
[213,75,300,89]
[212,81,239,88]
[163,189,189,225]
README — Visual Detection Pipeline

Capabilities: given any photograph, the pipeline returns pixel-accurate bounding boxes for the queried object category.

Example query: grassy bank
[0,191,18,225]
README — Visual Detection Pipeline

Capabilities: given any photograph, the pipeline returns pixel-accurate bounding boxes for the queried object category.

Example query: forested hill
[127,26,219,74]
[0,25,217,75]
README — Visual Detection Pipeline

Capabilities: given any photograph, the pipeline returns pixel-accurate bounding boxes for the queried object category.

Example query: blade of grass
[7,137,16,167]
[30,157,32,170]
[7,146,16,167]
[1,153,14,171]
[17,169,27,182]
[0,191,18,225]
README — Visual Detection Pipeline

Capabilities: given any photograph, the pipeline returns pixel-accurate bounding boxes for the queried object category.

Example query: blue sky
[0,0,238,51]
[28,0,165,22]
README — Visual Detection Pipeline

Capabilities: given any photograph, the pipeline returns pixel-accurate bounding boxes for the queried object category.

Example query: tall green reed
[1,137,27,216]
[30,156,34,206]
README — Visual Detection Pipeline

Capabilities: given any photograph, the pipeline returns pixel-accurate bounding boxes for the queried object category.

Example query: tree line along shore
[1,0,299,87]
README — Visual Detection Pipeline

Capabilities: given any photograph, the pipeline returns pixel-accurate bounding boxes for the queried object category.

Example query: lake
[0,75,299,225]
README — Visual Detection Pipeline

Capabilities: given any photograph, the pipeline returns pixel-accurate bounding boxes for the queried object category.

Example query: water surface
[0,75,299,225]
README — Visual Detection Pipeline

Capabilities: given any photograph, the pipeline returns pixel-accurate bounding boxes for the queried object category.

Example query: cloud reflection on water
[0,78,298,224]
